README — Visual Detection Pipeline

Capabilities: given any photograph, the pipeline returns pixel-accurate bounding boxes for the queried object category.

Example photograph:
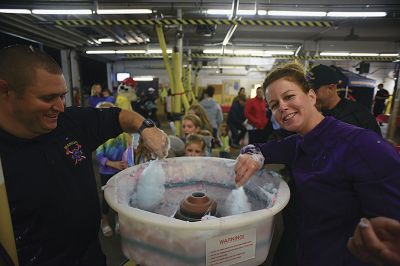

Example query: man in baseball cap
[307,64,381,135]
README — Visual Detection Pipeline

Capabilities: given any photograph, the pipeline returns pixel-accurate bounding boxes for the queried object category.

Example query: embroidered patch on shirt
[64,138,86,165]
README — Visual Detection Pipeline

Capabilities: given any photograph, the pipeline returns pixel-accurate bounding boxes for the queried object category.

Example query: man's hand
[347,217,400,266]
[140,127,169,159]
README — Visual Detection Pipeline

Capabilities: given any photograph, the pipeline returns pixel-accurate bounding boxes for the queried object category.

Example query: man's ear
[0,79,10,97]
[327,84,338,92]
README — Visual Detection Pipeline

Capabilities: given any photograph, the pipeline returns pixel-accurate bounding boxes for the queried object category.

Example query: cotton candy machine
[104,157,290,266]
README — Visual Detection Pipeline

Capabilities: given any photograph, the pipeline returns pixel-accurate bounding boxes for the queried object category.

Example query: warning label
[206,228,256,266]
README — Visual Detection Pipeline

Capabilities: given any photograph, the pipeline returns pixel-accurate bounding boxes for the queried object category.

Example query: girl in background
[89,83,104,108]
[95,102,130,236]
[189,103,213,133]
[219,124,231,158]
[185,134,206,157]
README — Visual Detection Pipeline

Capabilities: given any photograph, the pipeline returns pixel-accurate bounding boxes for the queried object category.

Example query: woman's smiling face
[266,78,318,135]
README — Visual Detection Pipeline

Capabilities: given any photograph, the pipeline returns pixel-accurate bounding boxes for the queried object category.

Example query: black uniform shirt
[322,98,382,135]
[0,107,122,266]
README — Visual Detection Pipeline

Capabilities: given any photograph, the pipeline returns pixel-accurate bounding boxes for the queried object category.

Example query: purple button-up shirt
[252,116,400,265]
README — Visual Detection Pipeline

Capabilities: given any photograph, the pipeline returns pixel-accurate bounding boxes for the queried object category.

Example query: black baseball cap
[307,64,339,89]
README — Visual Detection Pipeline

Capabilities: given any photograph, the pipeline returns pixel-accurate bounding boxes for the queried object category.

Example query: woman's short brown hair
[263,62,311,94]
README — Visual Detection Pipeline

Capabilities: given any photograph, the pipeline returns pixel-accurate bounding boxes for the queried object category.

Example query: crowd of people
[0,44,398,266]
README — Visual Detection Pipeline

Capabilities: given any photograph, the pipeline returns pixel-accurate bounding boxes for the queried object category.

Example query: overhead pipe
[221,0,239,47]
[1,15,80,47]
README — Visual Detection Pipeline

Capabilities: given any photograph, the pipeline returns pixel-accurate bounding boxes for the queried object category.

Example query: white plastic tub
[104,157,290,266]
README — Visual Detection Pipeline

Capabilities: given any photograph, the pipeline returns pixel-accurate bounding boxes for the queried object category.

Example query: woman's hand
[234,153,263,187]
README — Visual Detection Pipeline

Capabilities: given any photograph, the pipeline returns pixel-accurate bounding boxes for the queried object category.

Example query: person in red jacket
[244,87,271,144]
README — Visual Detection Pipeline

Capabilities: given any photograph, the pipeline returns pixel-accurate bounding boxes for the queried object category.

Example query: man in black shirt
[308,64,381,135]
[0,45,169,265]
[373,83,390,117]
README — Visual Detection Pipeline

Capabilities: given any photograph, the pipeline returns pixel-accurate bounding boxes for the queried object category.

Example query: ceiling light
[237,10,256,15]
[97,38,114,43]
[266,50,295,55]
[327,12,386,17]
[320,52,350,56]
[257,10,267,16]
[203,49,234,54]
[379,53,399,57]
[349,53,379,56]
[206,9,232,15]
[203,66,244,69]
[32,9,92,15]
[116,50,147,54]
[147,49,172,54]
[206,9,257,16]
[86,50,116,54]
[133,76,154,81]
[0,9,31,14]
[268,10,327,17]
[97,9,152,15]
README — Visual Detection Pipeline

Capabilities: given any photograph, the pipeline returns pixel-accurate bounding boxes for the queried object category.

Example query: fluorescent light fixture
[147,49,172,54]
[206,9,232,15]
[234,50,261,55]
[327,12,386,17]
[349,53,379,56]
[206,9,257,16]
[268,10,326,17]
[257,10,267,15]
[116,50,147,54]
[116,73,130,81]
[320,52,350,56]
[203,49,293,56]
[97,9,152,14]
[266,50,295,55]
[203,49,234,54]
[133,76,154,81]
[295,46,302,56]
[97,38,114,43]
[379,53,399,57]
[32,9,92,15]
[237,10,256,15]
[86,50,116,54]
[203,65,244,69]
[0,9,31,14]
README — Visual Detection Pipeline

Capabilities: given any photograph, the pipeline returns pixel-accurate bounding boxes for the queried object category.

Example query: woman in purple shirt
[235,63,400,266]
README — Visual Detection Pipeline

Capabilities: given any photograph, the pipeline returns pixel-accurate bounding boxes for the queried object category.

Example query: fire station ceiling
[0,1,400,62]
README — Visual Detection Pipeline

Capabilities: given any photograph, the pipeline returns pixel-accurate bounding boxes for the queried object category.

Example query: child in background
[181,114,202,138]
[185,134,206,157]
[219,124,231,158]
[102,87,115,104]
[122,135,154,166]
[189,103,214,133]
[95,103,130,237]
[198,129,213,156]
